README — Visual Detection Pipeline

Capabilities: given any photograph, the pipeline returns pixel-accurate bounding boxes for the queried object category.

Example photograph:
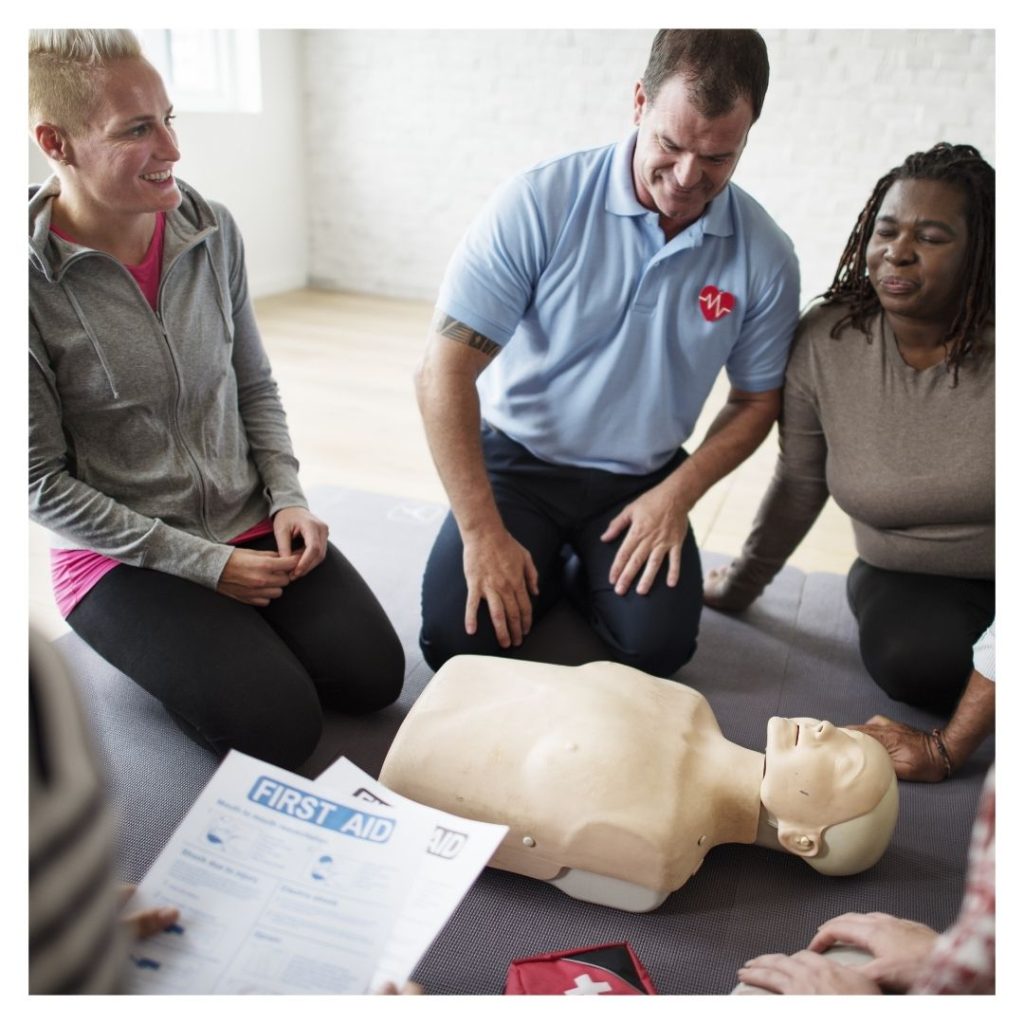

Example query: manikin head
[759,717,898,876]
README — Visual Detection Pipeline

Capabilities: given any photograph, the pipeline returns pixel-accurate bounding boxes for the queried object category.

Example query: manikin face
[60,57,181,220]
[865,178,969,327]
[760,717,892,853]
[631,74,752,238]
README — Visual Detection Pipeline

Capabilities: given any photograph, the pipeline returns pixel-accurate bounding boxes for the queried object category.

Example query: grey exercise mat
[57,485,994,995]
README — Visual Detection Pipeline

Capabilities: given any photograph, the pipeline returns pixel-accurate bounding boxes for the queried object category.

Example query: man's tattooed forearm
[432,310,500,356]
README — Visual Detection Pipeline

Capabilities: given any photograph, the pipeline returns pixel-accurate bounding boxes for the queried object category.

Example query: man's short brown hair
[641,29,770,122]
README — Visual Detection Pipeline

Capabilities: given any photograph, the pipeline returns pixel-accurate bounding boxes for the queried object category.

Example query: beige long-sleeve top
[725,302,994,602]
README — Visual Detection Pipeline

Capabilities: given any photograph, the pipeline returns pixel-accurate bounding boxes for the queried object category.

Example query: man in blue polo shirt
[415,29,799,675]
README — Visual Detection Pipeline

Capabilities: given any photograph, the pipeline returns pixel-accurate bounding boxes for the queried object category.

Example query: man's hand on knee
[601,483,690,596]
[462,527,540,647]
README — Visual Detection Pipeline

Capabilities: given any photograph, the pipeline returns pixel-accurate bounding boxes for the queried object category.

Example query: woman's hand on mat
[602,481,689,596]
[737,951,882,995]
[807,912,938,992]
[847,715,948,782]
[218,548,301,606]
[273,506,330,578]
[702,564,759,612]
[118,884,180,940]
[462,527,539,648]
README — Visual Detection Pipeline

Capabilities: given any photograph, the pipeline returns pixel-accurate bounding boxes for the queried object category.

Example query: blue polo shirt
[437,132,800,474]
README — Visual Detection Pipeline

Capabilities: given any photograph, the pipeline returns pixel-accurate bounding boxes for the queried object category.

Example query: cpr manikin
[379,657,898,912]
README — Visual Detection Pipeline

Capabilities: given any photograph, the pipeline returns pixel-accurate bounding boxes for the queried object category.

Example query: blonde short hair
[29,29,142,134]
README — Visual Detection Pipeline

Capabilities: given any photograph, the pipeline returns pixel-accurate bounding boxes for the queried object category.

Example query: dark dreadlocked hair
[820,142,994,386]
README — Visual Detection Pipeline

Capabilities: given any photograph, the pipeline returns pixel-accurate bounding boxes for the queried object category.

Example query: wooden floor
[29,288,857,639]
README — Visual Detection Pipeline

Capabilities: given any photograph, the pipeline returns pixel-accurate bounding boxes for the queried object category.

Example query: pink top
[48,214,274,617]
[50,212,167,308]
[50,519,275,618]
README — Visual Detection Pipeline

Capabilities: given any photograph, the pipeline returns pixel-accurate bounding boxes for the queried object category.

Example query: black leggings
[420,426,703,677]
[67,536,404,769]
[846,558,994,715]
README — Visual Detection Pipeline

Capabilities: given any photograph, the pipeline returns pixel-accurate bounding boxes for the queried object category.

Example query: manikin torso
[380,657,765,909]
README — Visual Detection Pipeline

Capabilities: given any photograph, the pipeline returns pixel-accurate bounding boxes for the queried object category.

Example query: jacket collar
[28,175,218,283]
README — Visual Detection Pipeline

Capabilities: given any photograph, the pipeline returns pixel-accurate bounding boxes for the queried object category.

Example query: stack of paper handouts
[123,751,508,994]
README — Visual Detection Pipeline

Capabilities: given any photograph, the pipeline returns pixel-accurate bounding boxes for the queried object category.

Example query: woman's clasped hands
[217,507,330,606]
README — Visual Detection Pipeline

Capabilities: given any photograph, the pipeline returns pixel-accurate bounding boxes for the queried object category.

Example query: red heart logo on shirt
[699,285,736,322]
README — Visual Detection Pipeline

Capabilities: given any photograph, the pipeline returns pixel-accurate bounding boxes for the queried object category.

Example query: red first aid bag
[504,942,657,995]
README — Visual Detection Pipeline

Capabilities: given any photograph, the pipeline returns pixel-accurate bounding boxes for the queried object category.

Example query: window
[137,30,261,113]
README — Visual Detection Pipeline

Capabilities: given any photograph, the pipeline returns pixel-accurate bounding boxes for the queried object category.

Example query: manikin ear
[776,825,822,859]
[35,123,71,165]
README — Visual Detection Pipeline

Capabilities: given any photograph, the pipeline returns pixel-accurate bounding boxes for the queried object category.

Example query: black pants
[67,536,404,770]
[420,426,703,676]
[846,558,994,715]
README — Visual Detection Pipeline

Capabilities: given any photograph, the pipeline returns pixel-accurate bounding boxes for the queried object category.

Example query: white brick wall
[303,28,994,306]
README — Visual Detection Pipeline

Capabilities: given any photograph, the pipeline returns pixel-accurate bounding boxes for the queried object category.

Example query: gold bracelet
[931,728,954,779]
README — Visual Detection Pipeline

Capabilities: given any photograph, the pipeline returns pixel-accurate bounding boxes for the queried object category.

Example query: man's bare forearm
[414,313,503,537]
[416,312,541,643]
[663,387,781,509]
[941,670,994,772]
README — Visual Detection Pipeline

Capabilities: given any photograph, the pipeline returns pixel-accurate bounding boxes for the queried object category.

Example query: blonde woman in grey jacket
[28,30,404,769]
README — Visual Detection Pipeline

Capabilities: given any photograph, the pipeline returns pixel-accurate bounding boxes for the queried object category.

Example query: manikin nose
[792,718,834,741]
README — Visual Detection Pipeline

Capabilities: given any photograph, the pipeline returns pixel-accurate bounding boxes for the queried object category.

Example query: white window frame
[136,29,261,114]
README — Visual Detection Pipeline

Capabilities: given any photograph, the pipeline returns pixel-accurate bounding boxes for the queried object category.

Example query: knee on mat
[340,637,406,714]
[419,615,509,672]
[604,627,698,679]
[206,692,324,771]
[860,634,967,713]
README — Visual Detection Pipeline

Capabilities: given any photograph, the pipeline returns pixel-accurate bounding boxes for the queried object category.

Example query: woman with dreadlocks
[704,143,994,784]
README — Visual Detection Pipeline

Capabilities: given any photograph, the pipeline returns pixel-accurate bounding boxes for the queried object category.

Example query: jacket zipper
[156,231,219,542]
[50,231,221,542]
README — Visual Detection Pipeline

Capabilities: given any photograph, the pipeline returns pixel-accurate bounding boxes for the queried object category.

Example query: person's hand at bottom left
[375,980,425,994]
[737,950,882,995]
[118,884,180,939]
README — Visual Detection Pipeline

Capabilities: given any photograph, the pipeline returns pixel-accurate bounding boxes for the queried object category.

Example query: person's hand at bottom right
[807,911,939,991]
[737,950,882,994]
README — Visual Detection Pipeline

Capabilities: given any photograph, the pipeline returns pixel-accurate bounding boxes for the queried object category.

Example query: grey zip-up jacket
[29,176,307,590]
